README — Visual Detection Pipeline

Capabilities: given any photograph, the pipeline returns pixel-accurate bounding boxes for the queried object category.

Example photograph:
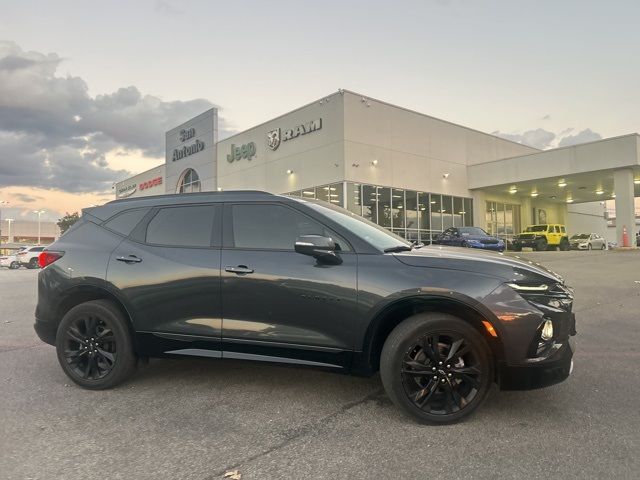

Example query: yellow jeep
[512,224,570,251]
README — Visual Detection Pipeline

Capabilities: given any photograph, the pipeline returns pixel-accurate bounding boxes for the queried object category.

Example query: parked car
[34,192,576,424]
[434,227,504,252]
[512,224,570,251]
[0,253,20,269]
[570,233,606,250]
[17,246,46,269]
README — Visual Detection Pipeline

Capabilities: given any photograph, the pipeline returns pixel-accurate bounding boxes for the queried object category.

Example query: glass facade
[288,182,473,243]
[485,201,521,242]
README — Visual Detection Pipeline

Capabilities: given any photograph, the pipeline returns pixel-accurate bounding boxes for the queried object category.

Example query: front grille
[480,239,499,245]
[518,234,535,240]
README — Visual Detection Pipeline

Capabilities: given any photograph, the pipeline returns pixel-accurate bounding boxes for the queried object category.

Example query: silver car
[570,233,606,250]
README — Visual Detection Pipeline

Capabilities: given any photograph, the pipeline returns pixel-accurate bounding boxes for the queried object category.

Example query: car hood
[392,245,563,284]
[461,235,502,242]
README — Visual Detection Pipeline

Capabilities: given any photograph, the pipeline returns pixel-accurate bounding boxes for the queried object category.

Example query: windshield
[525,225,548,232]
[302,200,410,251]
[571,234,590,239]
[458,227,489,236]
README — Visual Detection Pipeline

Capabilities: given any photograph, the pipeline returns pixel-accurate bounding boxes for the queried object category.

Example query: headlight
[507,283,549,292]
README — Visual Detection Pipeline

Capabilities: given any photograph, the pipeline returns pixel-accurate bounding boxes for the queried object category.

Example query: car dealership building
[115,90,640,245]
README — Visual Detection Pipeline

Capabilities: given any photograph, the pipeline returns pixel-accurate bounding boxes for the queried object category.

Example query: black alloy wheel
[28,257,39,269]
[560,239,570,251]
[10,261,19,269]
[380,313,492,424]
[56,300,137,389]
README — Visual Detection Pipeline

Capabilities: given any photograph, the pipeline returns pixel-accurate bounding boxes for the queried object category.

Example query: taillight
[39,251,64,268]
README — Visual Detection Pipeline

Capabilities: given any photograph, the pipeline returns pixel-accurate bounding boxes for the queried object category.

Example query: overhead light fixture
[595,189,604,195]
[509,187,518,194]
[286,169,293,175]
[566,198,574,203]
[430,201,436,204]
[612,193,617,198]
[558,181,567,187]
[531,192,539,197]
[634,179,640,184]
[442,173,450,179]
[371,159,378,166]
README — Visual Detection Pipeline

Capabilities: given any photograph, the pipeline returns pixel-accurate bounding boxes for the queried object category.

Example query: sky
[0,0,639,222]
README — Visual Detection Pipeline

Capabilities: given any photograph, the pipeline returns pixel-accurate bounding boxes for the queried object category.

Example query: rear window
[146,205,217,247]
[104,208,150,236]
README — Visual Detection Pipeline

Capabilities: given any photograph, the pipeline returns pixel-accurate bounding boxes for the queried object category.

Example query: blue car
[434,227,505,252]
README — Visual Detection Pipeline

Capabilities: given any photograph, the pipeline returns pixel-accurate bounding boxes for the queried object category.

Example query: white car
[16,245,46,269]
[570,233,606,250]
[0,254,21,269]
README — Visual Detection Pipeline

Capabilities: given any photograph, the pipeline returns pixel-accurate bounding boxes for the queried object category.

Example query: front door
[220,202,358,368]
[107,203,223,357]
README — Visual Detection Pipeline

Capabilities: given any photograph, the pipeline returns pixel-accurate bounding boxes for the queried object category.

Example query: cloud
[0,40,221,193]
[557,128,602,147]
[493,127,603,150]
[492,128,556,149]
[12,192,42,203]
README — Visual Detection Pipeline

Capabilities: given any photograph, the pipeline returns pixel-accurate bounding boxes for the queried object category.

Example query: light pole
[5,218,14,244]
[0,200,9,247]
[33,210,45,245]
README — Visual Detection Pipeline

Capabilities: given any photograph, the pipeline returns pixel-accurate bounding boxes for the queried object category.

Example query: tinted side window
[561,226,566,233]
[146,205,217,247]
[231,204,350,251]
[104,208,150,236]
[31,247,44,252]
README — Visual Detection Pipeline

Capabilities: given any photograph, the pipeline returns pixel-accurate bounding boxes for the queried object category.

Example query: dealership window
[176,168,201,193]
[146,205,216,247]
[285,182,472,244]
[346,183,362,216]
[485,201,521,242]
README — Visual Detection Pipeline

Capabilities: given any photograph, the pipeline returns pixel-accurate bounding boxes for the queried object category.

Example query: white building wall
[342,91,537,197]
[566,202,609,239]
[114,164,166,199]
[216,94,344,193]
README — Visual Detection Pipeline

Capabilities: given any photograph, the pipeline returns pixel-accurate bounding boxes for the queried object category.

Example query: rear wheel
[587,243,592,251]
[28,257,39,269]
[55,300,137,389]
[602,243,606,250]
[10,261,19,269]
[380,313,493,424]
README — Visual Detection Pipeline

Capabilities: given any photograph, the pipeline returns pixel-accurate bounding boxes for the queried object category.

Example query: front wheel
[55,300,137,389]
[380,313,493,424]
[535,238,548,251]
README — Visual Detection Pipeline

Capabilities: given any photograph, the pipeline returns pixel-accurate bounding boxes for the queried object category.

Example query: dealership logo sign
[267,128,281,151]
[227,142,257,163]
[172,127,205,162]
[179,127,196,142]
[266,118,322,151]
[116,183,137,198]
[139,176,163,191]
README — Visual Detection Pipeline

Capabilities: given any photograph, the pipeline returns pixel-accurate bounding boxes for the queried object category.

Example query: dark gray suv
[34,191,576,423]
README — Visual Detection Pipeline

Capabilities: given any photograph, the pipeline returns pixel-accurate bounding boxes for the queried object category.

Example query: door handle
[116,255,142,264]
[225,265,254,274]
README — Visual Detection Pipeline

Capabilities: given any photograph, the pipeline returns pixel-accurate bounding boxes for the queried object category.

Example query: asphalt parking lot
[1,250,639,480]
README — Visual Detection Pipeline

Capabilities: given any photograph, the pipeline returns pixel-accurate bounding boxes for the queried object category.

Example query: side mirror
[294,235,342,265]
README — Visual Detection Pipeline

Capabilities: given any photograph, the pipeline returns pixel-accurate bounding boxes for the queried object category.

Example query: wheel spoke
[401,369,434,377]
[67,326,85,344]
[415,379,439,408]
[96,328,113,340]
[445,338,464,362]
[451,366,481,375]
[430,335,440,362]
[83,356,93,378]
[459,373,481,389]
[84,316,98,337]
[450,384,467,409]
[96,348,115,365]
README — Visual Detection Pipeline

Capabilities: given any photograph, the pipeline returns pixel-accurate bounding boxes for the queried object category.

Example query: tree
[57,212,80,235]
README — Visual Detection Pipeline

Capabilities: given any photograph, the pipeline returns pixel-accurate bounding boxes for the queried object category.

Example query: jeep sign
[227,142,257,163]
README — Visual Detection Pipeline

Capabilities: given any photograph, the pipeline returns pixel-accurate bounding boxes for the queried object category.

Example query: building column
[521,196,532,229]
[613,168,636,247]
[471,190,486,229]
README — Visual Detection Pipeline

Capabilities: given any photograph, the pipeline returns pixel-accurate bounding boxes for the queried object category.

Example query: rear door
[106,203,223,356]
[220,202,358,367]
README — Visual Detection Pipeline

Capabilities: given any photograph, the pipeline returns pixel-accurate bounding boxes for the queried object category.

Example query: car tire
[512,245,522,252]
[602,243,606,250]
[380,312,493,424]
[10,261,19,269]
[535,238,548,251]
[55,300,137,390]
[587,243,592,251]
[27,257,39,269]
[560,239,570,251]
